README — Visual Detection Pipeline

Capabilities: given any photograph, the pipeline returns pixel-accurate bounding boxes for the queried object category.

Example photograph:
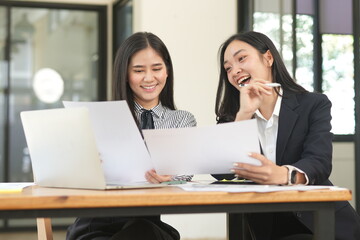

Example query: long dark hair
[215,31,307,123]
[113,32,176,119]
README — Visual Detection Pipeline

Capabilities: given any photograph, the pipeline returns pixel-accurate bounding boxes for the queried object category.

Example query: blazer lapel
[276,91,299,165]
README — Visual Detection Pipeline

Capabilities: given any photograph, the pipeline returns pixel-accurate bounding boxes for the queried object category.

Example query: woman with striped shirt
[67,32,196,240]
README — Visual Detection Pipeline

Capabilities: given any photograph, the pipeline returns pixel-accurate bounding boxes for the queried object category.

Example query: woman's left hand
[232,152,288,185]
[145,169,172,183]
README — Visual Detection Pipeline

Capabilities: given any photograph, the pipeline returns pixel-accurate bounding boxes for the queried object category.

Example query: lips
[237,75,251,85]
[141,85,156,90]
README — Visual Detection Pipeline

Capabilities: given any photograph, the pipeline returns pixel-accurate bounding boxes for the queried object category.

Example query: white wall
[133,0,236,239]
[331,142,356,207]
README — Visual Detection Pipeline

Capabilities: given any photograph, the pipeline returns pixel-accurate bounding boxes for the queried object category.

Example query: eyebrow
[132,63,164,68]
[223,49,245,65]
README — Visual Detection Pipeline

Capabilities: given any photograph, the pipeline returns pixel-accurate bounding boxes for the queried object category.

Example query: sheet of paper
[63,101,153,184]
[143,119,261,175]
[177,183,341,193]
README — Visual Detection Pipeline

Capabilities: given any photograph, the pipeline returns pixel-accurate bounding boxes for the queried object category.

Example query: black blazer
[277,90,332,184]
[275,91,360,239]
[215,91,360,239]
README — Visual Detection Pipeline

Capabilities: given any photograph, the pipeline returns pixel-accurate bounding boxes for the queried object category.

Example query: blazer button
[296,212,302,218]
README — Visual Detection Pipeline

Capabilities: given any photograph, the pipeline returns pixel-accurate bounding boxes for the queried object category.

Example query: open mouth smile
[237,76,251,86]
[141,85,156,90]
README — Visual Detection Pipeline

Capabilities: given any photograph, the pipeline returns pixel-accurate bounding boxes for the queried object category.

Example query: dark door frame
[0,0,107,231]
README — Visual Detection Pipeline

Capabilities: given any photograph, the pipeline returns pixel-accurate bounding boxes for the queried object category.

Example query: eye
[239,56,246,62]
[153,67,162,71]
[134,69,143,73]
[224,66,231,73]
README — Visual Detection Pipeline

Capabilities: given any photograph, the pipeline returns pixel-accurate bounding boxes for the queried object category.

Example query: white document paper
[143,119,261,175]
[63,101,153,184]
[177,183,339,193]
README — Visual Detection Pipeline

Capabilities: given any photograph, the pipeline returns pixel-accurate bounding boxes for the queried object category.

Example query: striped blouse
[134,101,197,181]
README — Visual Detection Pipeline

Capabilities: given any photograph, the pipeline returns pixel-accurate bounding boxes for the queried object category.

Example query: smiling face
[128,47,168,109]
[223,40,274,89]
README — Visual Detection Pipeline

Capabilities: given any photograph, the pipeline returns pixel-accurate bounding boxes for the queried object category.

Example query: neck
[259,91,278,120]
[135,99,159,110]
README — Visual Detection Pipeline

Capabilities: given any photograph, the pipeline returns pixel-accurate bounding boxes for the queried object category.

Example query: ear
[264,50,274,67]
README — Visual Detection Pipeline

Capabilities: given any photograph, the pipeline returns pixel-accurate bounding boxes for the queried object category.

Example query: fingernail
[248,152,252,156]
[233,163,238,167]
[230,169,235,172]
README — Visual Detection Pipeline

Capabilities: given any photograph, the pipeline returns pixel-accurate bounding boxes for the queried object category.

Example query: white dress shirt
[254,95,281,164]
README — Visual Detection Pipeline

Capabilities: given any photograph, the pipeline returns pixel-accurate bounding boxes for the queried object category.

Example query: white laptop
[20,105,164,190]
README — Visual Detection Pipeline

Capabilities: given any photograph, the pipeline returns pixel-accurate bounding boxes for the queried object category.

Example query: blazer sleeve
[289,93,333,185]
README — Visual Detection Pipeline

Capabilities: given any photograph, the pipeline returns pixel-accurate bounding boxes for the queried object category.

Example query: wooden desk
[0,185,352,240]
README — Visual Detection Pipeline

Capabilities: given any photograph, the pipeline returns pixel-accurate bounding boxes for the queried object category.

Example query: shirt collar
[134,101,164,119]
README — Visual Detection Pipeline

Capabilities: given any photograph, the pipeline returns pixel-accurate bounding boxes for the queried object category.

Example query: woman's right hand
[235,80,273,121]
[145,169,172,183]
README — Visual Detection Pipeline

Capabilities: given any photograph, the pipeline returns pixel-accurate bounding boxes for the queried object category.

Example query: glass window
[322,34,354,134]
[254,0,294,76]
[254,0,315,90]
[8,7,100,182]
[253,0,354,136]
[0,2,110,230]
[295,14,314,91]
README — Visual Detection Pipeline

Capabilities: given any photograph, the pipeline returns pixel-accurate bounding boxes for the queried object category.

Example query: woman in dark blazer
[215,31,360,240]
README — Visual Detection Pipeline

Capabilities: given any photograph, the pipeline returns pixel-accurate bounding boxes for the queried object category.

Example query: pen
[239,83,281,87]
[211,179,258,185]
[220,179,246,182]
